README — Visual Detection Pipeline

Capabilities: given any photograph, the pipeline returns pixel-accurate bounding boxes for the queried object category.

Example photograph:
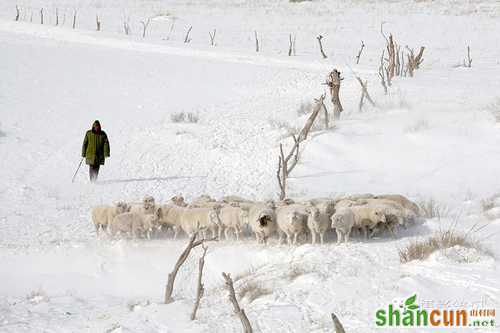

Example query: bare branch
[95,14,101,31]
[254,31,259,52]
[40,8,44,25]
[464,45,472,68]
[355,76,376,112]
[317,35,328,59]
[331,312,346,333]
[355,40,365,64]
[141,18,152,38]
[222,272,253,333]
[15,5,20,21]
[55,8,59,26]
[191,245,208,320]
[72,10,77,29]
[209,29,216,46]
[299,94,326,141]
[164,231,215,304]
[184,25,193,43]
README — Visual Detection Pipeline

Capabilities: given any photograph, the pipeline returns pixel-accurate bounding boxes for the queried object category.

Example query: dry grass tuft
[237,281,272,303]
[418,198,449,219]
[398,229,488,263]
[171,112,199,123]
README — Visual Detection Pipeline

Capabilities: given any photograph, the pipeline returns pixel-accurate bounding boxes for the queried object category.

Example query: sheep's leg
[345,229,351,243]
[173,226,179,239]
[388,224,397,239]
[293,232,298,245]
[319,232,324,245]
[286,232,292,245]
[278,231,284,244]
[311,231,317,245]
[369,226,378,238]
[235,226,240,241]
[362,226,368,240]
[335,229,342,244]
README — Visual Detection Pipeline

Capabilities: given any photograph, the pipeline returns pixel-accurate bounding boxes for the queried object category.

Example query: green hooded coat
[82,121,110,166]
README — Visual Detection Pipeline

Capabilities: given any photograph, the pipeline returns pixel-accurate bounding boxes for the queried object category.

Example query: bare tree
[222,272,253,333]
[184,25,193,43]
[288,34,296,56]
[406,46,425,77]
[331,312,346,333]
[123,16,131,35]
[95,14,101,31]
[317,35,328,59]
[164,231,214,304]
[191,245,208,320]
[72,10,77,29]
[378,51,388,94]
[464,45,472,68]
[141,18,152,38]
[356,76,376,112]
[277,95,326,200]
[277,136,300,200]
[15,5,20,21]
[356,40,365,64]
[40,8,44,25]
[165,18,176,40]
[209,29,216,46]
[326,70,343,119]
[254,31,259,52]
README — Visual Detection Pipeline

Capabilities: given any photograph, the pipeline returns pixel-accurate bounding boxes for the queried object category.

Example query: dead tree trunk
[55,8,59,26]
[123,17,131,35]
[95,15,101,31]
[356,76,376,112]
[141,18,151,38]
[190,245,208,320]
[209,29,216,46]
[386,34,395,79]
[40,8,44,25]
[72,10,77,29]
[378,51,388,95]
[15,5,20,21]
[326,70,343,119]
[331,313,346,333]
[184,26,193,43]
[288,34,296,56]
[464,46,472,68]
[164,231,213,304]
[322,99,329,129]
[356,40,365,64]
[317,35,327,59]
[254,31,259,52]
[222,273,253,333]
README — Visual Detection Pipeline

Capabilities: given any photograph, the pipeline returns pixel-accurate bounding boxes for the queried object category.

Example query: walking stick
[72,158,84,183]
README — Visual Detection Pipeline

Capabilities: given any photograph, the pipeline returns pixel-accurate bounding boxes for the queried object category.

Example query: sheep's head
[143,195,155,210]
[171,195,187,207]
[116,201,130,213]
[372,209,386,224]
[307,206,321,225]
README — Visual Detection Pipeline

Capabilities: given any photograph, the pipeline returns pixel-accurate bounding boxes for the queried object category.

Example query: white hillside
[0,1,499,332]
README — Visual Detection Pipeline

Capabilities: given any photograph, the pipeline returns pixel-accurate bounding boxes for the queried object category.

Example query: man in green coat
[82,120,110,182]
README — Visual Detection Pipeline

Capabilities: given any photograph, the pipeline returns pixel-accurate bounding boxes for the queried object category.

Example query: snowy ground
[1,1,500,332]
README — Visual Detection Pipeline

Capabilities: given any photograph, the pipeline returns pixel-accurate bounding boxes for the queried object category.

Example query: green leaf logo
[405,294,417,307]
[407,304,419,310]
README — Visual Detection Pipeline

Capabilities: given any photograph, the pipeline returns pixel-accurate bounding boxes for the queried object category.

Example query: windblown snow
[0,1,499,332]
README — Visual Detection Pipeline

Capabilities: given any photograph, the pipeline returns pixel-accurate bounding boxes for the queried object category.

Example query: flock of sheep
[91,193,421,244]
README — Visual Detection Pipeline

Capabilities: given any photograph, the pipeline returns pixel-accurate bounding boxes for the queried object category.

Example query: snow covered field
[1,0,500,332]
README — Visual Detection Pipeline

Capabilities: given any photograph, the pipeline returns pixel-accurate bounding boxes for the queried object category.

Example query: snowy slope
[1,1,500,332]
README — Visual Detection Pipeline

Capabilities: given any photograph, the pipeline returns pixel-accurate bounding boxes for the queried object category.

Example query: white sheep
[276,204,308,245]
[374,194,420,217]
[110,210,160,239]
[169,195,188,207]
[306,206,329,245]
[350,205,386,239]
[248,203,277,244]
[179,206,221,239]
[158,204,186,238]
[330,207,355,244]
[91,202,130,235]
[218,205,249,241]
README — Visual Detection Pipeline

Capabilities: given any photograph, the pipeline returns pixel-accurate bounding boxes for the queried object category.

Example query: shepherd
[82,120,110,182]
